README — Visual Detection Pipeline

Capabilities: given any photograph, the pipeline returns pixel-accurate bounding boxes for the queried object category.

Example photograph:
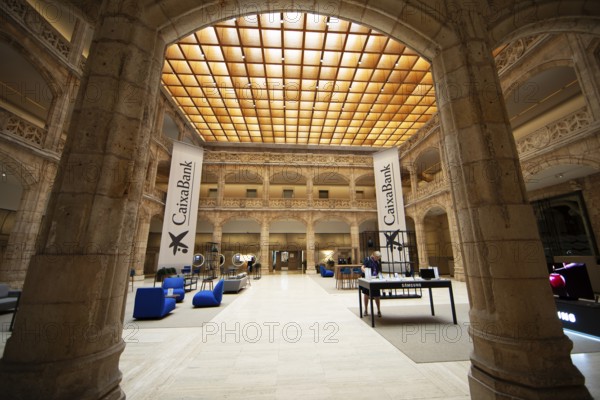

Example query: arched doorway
[423,206,455,276]
[270,218,306,272]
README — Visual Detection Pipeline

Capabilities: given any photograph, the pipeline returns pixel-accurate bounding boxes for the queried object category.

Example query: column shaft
[433,10,590,399]
[0,3,165,399]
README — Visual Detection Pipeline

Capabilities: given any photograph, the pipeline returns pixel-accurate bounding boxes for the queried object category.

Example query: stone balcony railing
[198,197,376,210]
[0,107,47,148]
[404,173,449,205]
[1,0,79,71]
[516,106,594,160]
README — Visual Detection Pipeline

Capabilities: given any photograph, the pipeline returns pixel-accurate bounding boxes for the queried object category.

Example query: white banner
[373,147,408,271]
[158,141,204,268]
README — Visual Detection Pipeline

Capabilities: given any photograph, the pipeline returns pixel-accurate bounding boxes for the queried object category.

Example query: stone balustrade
[0,107,47,147]
[1,0,75,68]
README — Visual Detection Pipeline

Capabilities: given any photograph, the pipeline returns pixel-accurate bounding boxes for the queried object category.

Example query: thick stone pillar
[433,9,591,400]
[0,2,165,399]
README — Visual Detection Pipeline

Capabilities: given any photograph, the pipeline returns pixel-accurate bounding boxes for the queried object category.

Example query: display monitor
[419,268,436,280]
[549,263,595,301]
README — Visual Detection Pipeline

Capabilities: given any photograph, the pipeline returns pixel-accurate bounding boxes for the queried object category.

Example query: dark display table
[358,277,457,327]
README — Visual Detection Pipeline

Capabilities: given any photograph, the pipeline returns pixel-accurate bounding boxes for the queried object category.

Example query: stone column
[348,170,356,205]
[306,221,316,272]
[433,9,591,400]
[350,222,360,264]
[306,174,313,206]
[212,224,223,248]
[262,166,270,207]
[217,165,225,207]
[0,3,165,399]
[409,165,418,198]
[445,204,465,281]
[130,210,152,278]
[260,220,270,273]
[413,219,429,270]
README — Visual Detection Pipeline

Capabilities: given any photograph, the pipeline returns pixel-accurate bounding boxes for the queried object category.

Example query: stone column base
[0,341,125,400]
[469,364,592,400]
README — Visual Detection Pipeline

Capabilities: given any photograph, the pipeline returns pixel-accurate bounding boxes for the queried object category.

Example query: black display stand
[360,230,418,276]
[359,230,420,299]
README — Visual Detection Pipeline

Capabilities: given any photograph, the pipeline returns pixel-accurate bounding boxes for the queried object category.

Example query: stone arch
[488,2,600,48]
[413,146,442,183]
[313,213,353,227]
[355,172,374,184]
[0,152,39,190]
[269,169,308,185]
[150,1,454,60]
[224,169,263,184]
[219,213,263,228]
[522,155,600,181]
[268,214,309,227]
[313,170,350,185]
[161,113,180,141]
[0,33,61,118]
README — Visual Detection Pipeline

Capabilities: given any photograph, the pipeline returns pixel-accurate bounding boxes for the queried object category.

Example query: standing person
[361,251,382,317]
[247,256,255,273]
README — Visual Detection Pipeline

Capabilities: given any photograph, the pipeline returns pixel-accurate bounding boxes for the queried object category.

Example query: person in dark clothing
[361,251,382,317]
[247,256,255,273]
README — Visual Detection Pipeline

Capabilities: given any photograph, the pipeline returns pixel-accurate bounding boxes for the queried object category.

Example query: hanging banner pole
[372,147,409,274]
[157,141,204,269]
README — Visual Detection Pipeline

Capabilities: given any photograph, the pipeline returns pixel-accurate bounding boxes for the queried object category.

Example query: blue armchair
[193,279,224,307]
[320,265,334,277]
[162,277,185,302]
[133,288,176,319]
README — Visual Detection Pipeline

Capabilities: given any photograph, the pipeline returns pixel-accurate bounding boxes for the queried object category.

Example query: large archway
[3,2,600,400]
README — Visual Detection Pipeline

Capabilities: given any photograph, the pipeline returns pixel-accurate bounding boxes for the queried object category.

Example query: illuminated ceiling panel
[162,13,436,147]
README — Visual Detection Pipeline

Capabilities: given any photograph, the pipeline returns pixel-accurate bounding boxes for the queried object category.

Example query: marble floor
[0,273,598,398]
[116,273,600,400]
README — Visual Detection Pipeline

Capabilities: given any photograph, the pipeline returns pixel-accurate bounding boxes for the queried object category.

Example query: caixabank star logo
[168,230,189,255]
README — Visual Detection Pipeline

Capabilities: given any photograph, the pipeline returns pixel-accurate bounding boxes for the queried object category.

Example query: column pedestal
[1,254,128,400]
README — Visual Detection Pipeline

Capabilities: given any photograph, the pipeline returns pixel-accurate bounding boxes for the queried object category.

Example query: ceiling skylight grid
[162,13,436,147]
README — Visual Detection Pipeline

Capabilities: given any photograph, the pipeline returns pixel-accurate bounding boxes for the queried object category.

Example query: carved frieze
[516,107,593,159]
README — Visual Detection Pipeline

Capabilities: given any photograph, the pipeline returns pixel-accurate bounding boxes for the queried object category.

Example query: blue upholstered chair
[162,277,185,302]
[181,265,191,275]
[193,279,224,307]
[320,265,334,277]
[133,287,176,319]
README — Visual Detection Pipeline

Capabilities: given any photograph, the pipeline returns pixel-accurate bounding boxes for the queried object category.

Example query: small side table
[201,278,214,291]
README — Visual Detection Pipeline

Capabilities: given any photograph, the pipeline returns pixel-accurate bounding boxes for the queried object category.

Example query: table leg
[428,287,435,316]
[370,293,375,328]
[358,286,362,317]
[449,285,457,324]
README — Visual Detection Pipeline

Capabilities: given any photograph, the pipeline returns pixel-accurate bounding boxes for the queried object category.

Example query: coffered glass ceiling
[162,13,436,147]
